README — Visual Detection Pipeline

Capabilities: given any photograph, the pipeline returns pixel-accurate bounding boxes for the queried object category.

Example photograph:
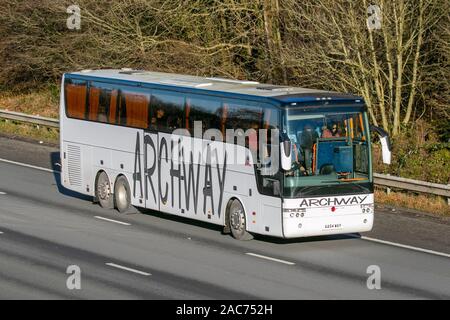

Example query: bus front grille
[67,144,82,187]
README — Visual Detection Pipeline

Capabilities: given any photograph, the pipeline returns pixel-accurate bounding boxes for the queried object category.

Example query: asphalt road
[0,136,449,299]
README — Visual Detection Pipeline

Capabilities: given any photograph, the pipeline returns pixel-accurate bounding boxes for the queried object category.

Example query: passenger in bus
[321,125,333,138]
[98,113,107,123]
[167,114,182,130]
[300,124,318,175]
[331,123,341,137]
[152,108,165,128]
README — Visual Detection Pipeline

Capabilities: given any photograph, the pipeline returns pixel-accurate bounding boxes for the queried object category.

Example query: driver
[287,140,306,176]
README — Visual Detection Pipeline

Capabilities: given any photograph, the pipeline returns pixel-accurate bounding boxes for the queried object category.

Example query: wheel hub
[230,209,244,231]
[117,185,127,205]
[98,182,110,200]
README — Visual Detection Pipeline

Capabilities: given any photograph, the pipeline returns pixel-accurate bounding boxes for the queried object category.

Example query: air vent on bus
[118,69,150,75]
[160,79,213,88]
[67,145,82,187]
[206,77,259,85]
[256,85,293,91]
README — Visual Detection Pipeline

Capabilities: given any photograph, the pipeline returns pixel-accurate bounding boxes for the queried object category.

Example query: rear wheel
[114,176,132,214]
[96,171,113,209]
[229,199,253,241]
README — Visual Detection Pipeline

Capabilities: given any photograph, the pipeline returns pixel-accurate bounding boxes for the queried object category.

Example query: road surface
[0,136,449,299]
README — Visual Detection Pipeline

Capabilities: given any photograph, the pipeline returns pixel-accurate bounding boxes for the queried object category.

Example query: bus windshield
[282,108,371,197]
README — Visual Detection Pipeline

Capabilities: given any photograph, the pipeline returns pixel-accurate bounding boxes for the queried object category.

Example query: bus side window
[262,107,279,158]
[151,91,185,132]
[186,95,221,136]
[88,86,100,121]
[97,88,112,123]
[108,89,118,124]
[121,90,150,129]
[88,82,117,124]
[64,79,87,119]
[225,103,262,149]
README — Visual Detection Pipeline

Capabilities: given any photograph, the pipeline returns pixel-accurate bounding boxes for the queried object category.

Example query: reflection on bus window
[151,91,184,132]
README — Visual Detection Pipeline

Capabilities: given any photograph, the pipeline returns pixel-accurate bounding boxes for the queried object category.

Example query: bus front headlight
[361,204,374,214]
[283,208,306,217]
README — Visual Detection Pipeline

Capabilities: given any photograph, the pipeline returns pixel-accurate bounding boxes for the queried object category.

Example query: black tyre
[228,199,253,241]
[96,171,114,209]
[114,175,132,214]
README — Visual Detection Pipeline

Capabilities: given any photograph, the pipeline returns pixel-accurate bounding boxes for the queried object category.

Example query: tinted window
[88,82,117,123]
[262,106,280,157]
[223,102,262,149]
[65,78,87,119]
[150,91,184,132]
[186,95,222,134]
[224,103,262,131]
[119,89,150,129]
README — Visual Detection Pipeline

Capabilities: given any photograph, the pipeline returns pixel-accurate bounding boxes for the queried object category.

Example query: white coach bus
[60,69,391,240]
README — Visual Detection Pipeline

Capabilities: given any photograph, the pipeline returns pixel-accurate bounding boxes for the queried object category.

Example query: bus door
[256,170,283,236]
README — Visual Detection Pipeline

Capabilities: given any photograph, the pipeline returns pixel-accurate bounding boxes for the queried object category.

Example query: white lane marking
[94,216,131,226]
[0,191,6,195]
[0,231,3,234]
[0,158,56,173]
[246,252,295,265]
[359,236,450,259]
[106,263,151,276]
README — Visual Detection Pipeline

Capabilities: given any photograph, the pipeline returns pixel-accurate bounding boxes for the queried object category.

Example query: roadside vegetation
[375,189,450,216]
[0,89,59,119]
[0,119,59,144]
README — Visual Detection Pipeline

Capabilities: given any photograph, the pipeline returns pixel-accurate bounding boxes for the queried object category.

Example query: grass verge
[0,89,59,118]
[0,119,58,145]
[375,188,450,216]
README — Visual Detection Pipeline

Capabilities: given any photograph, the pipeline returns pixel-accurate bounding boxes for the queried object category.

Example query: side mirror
[280,134,292,171]
[370,125,391,165]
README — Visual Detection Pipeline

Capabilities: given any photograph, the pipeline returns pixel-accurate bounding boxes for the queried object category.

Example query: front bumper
[283,212,373,238]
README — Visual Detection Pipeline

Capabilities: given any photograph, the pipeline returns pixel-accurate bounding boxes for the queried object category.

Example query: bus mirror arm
[370,125,391,165]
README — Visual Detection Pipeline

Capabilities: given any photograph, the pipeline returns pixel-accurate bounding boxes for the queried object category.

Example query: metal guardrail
[374,173,450,200]
[0,110,59,128]
[1,109,449,202]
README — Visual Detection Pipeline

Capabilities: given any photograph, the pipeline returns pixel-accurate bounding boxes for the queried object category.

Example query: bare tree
[281,0,444,136]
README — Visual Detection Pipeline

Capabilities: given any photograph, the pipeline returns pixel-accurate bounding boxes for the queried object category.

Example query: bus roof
[68,69,363,105]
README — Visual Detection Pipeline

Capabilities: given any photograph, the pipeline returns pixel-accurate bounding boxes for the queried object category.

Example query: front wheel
[229,200,253,241]
[114,176,132,214]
